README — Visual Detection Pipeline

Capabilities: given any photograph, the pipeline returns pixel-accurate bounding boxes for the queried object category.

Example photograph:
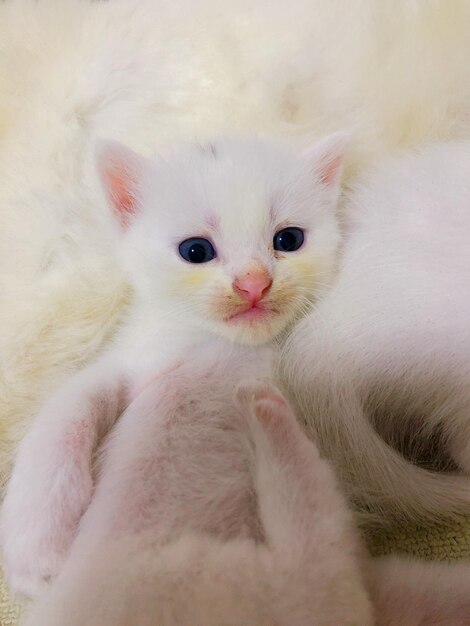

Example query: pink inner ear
[103,164,138,227]
[320,155,343,186]
[97,141,149,228]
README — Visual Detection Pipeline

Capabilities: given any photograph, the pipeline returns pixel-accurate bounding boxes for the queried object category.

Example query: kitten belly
[74,360,264,558]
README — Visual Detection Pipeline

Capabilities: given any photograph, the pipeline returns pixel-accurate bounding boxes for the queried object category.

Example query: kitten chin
[207,311,294,346]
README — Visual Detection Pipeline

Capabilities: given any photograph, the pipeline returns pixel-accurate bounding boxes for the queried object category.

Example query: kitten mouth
[226,304,276,324]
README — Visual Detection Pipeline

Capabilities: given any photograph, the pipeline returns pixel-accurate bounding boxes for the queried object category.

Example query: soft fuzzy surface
[0,571,24,624]
[2,0,470,620]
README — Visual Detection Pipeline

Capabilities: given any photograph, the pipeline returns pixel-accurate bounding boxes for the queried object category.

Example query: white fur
[283,139,470,523]
[3,1,470,619]
[4,137,470,625]
[3,0,470,488]
[18,366,470,626]
[20,369,374,626]
[0,134,346,597]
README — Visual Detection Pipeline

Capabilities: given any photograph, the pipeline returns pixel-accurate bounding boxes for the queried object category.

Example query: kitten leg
[0,357,126,598]
[236,383,374,626]
[236,381,354,544]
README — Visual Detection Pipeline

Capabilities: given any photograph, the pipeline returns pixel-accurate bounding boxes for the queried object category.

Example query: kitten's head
[97,134,348,345]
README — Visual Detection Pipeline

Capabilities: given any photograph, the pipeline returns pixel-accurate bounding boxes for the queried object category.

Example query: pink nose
[233,271,272,305]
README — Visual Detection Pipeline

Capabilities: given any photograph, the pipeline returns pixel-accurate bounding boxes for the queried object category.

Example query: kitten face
[97,134,348,345]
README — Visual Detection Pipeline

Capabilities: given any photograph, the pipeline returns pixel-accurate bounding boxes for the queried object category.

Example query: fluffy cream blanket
[2,0,470,620]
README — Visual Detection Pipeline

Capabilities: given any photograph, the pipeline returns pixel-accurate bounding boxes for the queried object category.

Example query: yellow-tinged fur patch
[283,256,317,278]
[178,270,209,288]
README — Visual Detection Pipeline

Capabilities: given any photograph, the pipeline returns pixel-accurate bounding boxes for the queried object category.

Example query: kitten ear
[95,140,147,228]
[303,131,351,188]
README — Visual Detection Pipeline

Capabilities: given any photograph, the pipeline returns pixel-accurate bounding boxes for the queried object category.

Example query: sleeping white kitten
[283,139,470,524]
[0,132,347,599]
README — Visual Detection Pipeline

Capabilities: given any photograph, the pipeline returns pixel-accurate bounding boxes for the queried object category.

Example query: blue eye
[273,227,304,252]
[178,238,216,263]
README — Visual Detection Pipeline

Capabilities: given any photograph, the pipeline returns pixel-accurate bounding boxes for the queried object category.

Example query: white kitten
[4,135,470,625]
[0,132,347,598]
[283,139,470,524]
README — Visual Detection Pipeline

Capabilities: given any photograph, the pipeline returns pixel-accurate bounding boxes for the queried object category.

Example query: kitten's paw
[235,380,301,445]
[1,491,89,598]
[251,397,304,456]
[234,379,286,413]
[3,556,55,599]
[1,525,65,598]
[237,380,320,466]
[1,461,93,598]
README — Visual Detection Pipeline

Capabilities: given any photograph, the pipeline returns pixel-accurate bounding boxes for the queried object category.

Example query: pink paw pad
[253,397,288,427]
[235,381,284,407]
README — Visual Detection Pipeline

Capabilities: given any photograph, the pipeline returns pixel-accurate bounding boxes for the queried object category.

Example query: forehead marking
[205,213,220,232]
